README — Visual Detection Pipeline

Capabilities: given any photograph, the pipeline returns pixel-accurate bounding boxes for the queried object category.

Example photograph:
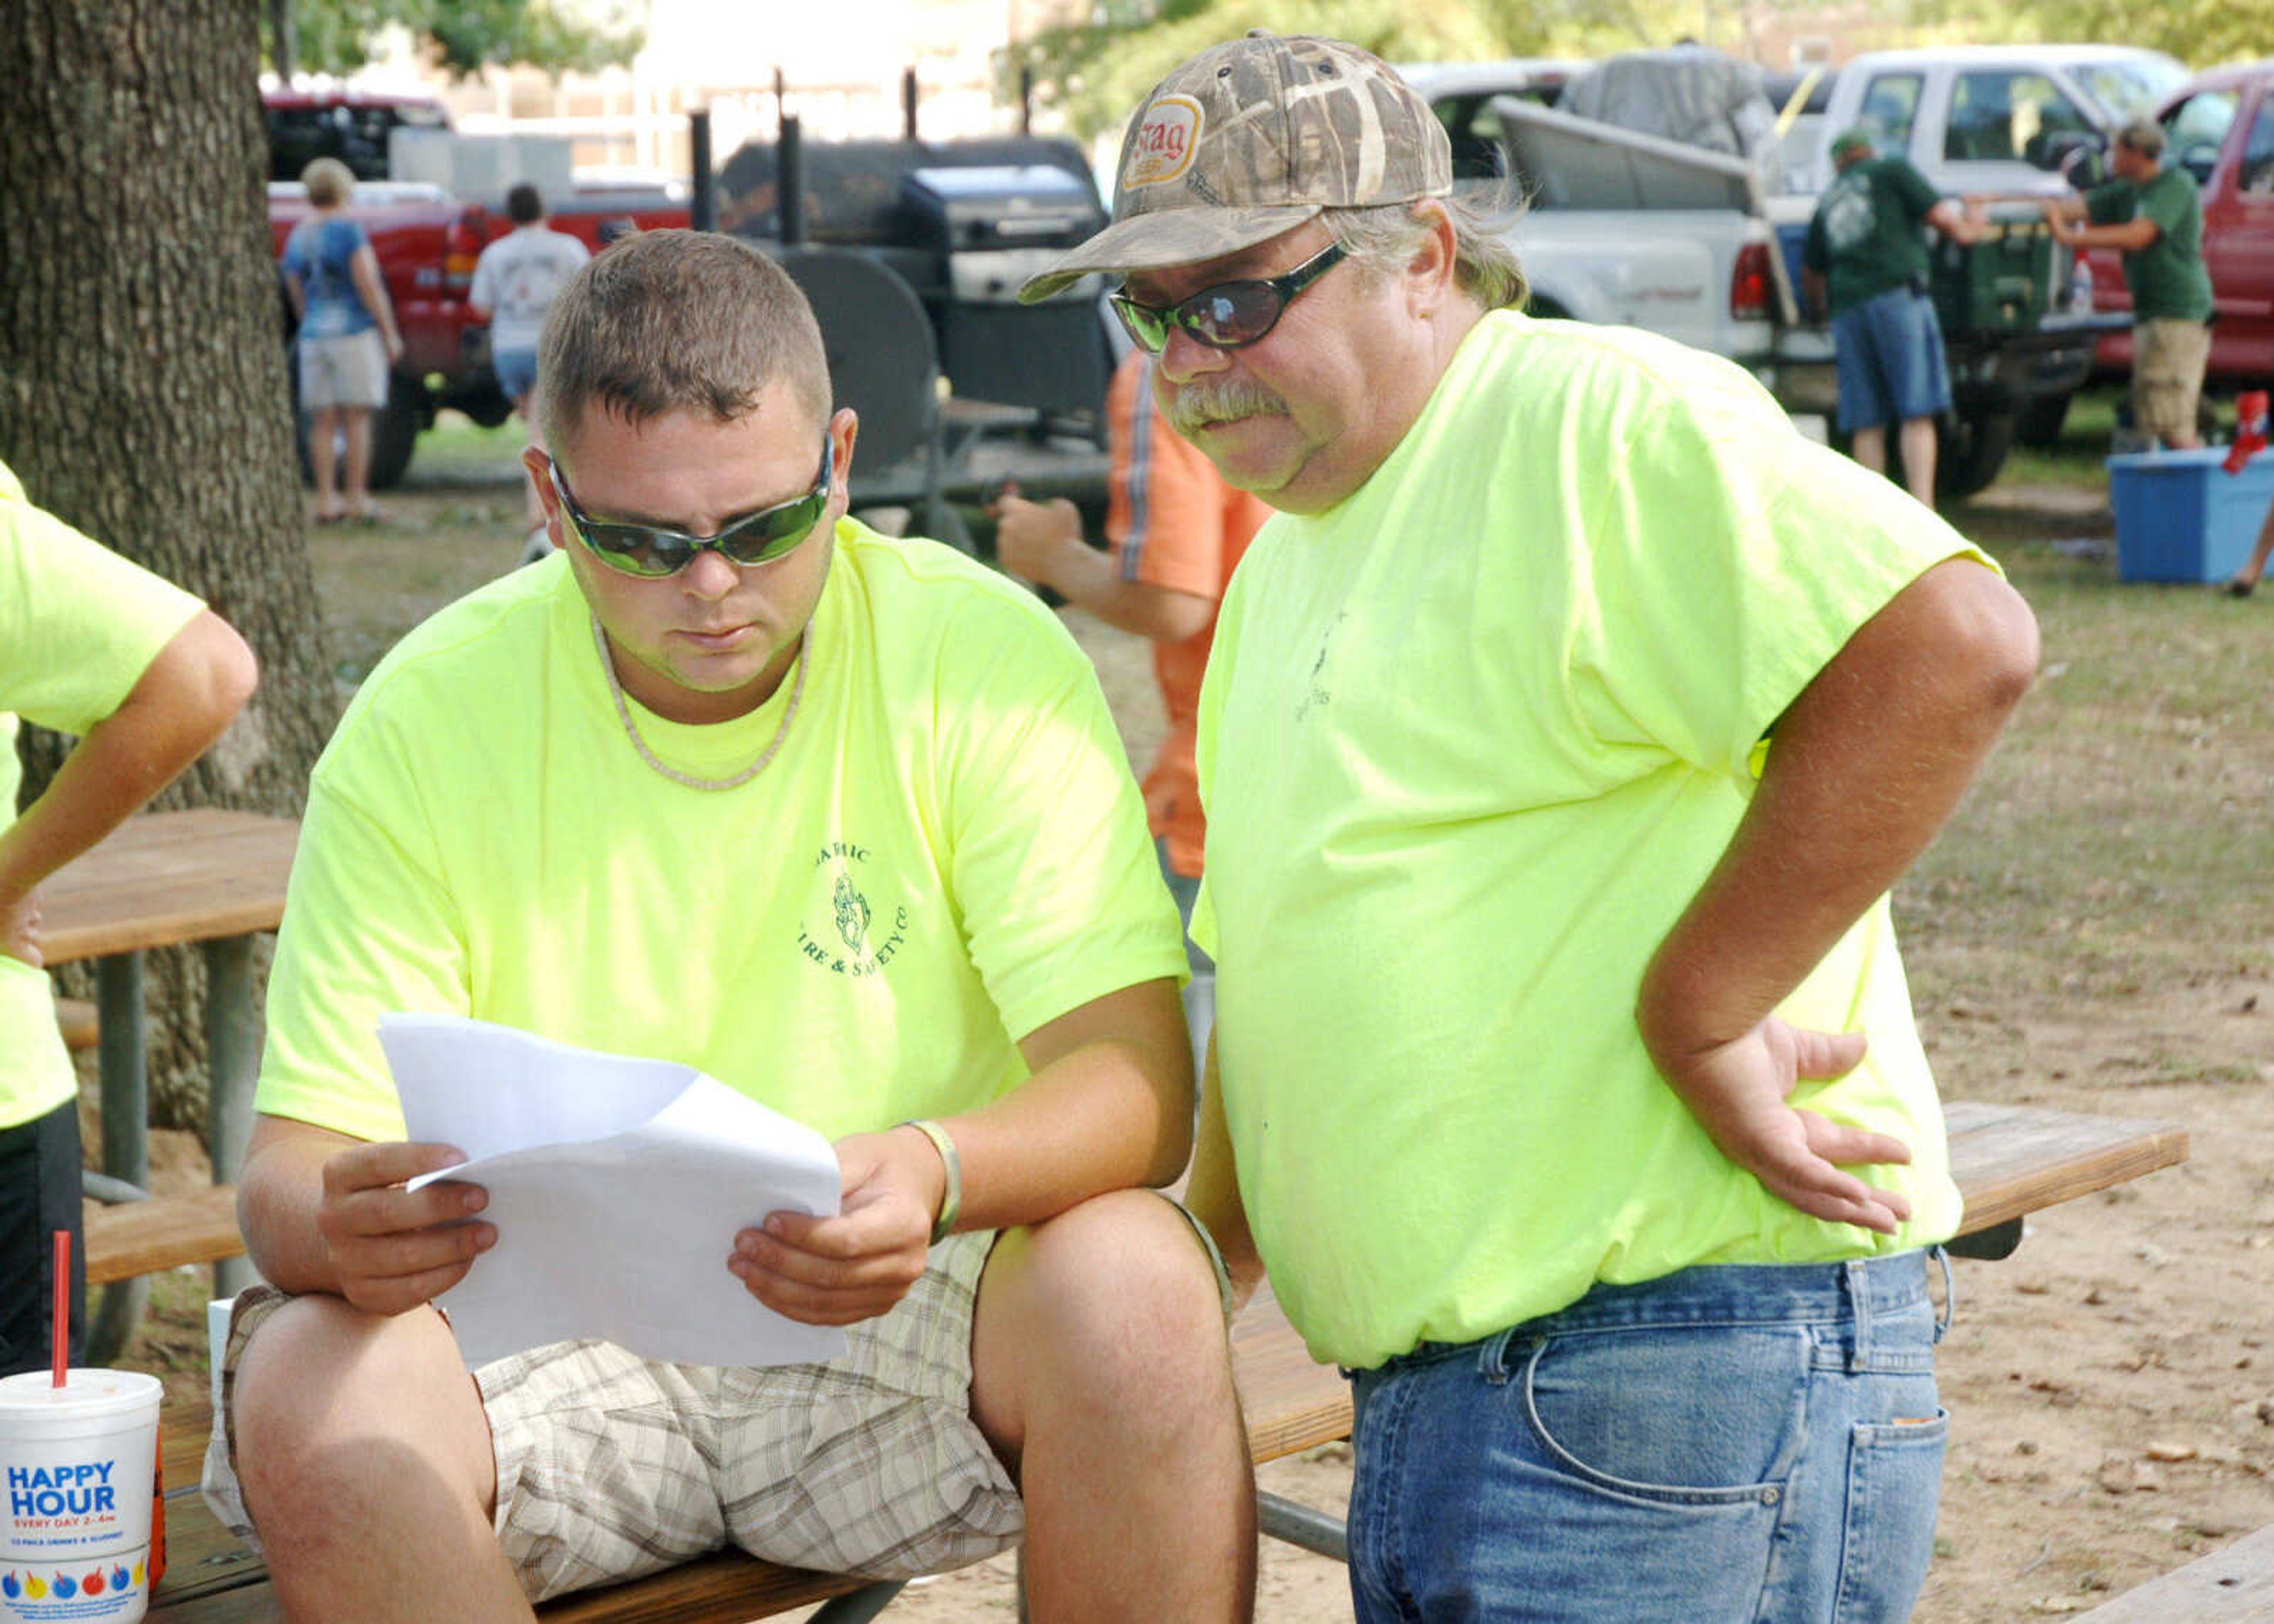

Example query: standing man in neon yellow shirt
[1023,33,2040,1623]
[1,461,258,1376]
[203,230,1253,1622]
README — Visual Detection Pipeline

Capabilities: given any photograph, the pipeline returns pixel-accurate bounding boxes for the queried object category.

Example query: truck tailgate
[1497,98,1801,335]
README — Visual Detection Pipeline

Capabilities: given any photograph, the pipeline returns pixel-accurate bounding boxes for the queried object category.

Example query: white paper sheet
[380,1012,849,1370]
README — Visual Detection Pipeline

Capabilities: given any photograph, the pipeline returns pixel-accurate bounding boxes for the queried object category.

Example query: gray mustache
[1164,381,1287,438]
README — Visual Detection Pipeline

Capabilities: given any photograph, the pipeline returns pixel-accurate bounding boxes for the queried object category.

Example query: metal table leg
[1258,1488,1348,1561]
[204,935,258,1298]
[88,951,149,1366]
[806,1581,905,1621]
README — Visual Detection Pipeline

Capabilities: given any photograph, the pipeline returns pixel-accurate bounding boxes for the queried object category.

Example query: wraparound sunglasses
[1110,241,1348,354]
[548,439,834,578]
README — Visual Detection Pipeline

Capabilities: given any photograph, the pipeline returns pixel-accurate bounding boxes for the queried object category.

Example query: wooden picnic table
[44,808,299,1359]
[142,1098,2190,1624]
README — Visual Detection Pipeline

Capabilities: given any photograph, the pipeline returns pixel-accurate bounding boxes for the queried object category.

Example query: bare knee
[973,1192,1233,1455]
[233,1298,490,1530]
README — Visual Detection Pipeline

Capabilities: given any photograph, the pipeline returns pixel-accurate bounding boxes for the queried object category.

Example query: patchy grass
[1904,403,2273,1057]
[2001,382,2123,493]
[305,413,534,685]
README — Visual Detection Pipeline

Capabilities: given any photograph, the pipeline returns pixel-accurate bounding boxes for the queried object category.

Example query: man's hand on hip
[1655,1018,1914,1234]
[1,886,41,967]
[731,1125,945,1326]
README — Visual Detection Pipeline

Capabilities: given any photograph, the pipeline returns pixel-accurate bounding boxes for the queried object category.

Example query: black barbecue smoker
[717,131,1114,442]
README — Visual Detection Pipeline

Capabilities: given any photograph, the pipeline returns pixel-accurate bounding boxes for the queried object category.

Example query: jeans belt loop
[1479,1323,1520,1387]
[1845,1257,1874,1373]
[1930,1244,1957,1345]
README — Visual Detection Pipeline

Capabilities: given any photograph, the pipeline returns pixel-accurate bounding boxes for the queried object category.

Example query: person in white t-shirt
[470,184,591,544]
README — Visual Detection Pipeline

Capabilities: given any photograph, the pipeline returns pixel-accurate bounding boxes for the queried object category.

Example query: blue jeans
[1347,1250,1951,1623]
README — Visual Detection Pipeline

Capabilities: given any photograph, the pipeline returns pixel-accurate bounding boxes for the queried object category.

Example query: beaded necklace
[589,615,807,792]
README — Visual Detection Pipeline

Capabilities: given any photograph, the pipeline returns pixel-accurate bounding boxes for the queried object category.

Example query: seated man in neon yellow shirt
[1020,33,2042,1624]
[1,463,258,1377]
[203,231,1252,1621]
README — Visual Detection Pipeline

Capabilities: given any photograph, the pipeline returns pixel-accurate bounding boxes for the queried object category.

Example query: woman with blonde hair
[280,156,403,522]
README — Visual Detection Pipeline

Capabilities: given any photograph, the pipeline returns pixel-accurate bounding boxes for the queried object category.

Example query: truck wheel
[294,384,425,491]
[1934,411,2015,500]
[366,382,422,490]
[2015,393,2071,448]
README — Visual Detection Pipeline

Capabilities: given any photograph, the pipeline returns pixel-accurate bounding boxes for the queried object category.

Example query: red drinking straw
[52,1230,69,1387]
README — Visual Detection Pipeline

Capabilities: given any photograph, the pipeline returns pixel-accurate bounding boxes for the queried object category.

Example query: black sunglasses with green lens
[550,440,834,578]
[1110,241,1348,355]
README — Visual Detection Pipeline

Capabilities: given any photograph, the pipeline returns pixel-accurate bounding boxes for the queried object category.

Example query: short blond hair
[537,231,831,459]
[301,156,355,208]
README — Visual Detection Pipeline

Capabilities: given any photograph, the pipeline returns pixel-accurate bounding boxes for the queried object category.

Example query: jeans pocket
[1520,1325,1812,1506]
[1833,1407,1949,1624]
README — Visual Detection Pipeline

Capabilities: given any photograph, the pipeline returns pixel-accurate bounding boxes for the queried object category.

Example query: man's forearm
[1043,541,1215,643]
[1637,558,2038,1065]
[0,610,254,902]
[943,980,1194,1232]
[237,1122,354,1296]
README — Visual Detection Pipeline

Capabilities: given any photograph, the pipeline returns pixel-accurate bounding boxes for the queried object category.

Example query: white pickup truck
[1406,59,1788,374]
[1411,48,2164,494]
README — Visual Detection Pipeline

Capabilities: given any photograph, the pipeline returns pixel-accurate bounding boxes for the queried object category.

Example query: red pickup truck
[2086,57,2274,394]
[266,91,689,486]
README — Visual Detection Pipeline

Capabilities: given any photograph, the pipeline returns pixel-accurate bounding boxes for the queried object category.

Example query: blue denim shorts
[1347,1250,1951,1624]
[1833,289,1953,433]
[492,347,539,404]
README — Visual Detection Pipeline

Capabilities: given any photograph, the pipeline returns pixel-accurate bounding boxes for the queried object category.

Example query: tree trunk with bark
[0,1,337,1127]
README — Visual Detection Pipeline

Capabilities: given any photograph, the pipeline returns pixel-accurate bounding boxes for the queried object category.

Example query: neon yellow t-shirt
[1,461,204,1130]
[1193,312,1990,1370]
[258,520,1187,1146]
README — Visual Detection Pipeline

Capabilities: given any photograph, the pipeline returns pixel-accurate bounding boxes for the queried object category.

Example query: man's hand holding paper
[315,1139,496,1318]
[733,1124,949,1326]
[378,1013,852,1369]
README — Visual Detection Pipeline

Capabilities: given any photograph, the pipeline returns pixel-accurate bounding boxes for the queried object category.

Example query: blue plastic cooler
[2106,448,2274,583]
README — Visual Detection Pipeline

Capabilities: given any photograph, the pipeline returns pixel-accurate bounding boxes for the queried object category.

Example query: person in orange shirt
[995,348,1269,1052]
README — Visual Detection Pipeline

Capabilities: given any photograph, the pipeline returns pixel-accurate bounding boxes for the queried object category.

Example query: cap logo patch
[1124,95,1203,188]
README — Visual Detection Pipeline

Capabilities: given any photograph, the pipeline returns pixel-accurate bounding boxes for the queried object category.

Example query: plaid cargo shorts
[203,1229,1024,1603]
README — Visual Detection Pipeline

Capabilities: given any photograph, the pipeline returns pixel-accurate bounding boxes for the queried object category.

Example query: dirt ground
[116,459,2273,1621]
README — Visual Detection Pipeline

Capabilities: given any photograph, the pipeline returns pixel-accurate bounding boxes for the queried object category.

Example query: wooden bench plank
[56,995,99,1052]
[2075,1524,2274,1620]
[1232,1282,1353,1462]
[85,1186,246,1285]
[1944,1099,2189,1234]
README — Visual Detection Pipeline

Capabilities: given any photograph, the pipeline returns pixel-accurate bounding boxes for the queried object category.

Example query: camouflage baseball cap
[1017,31,1451,304]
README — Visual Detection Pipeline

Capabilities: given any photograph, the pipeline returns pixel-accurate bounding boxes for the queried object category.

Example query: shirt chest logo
[798,841,910,978]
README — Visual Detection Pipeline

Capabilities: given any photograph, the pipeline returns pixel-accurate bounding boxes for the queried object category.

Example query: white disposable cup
[0,1369,162,1623]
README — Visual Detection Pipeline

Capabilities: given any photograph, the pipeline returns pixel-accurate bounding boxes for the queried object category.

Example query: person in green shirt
[1,464,258,1377]
[1803,126,1986,504]
[1022,32,2041,1624]
[2047,118,2215,449]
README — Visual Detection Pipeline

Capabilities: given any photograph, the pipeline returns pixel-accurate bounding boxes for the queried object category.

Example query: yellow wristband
[898,1119,962,1246]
